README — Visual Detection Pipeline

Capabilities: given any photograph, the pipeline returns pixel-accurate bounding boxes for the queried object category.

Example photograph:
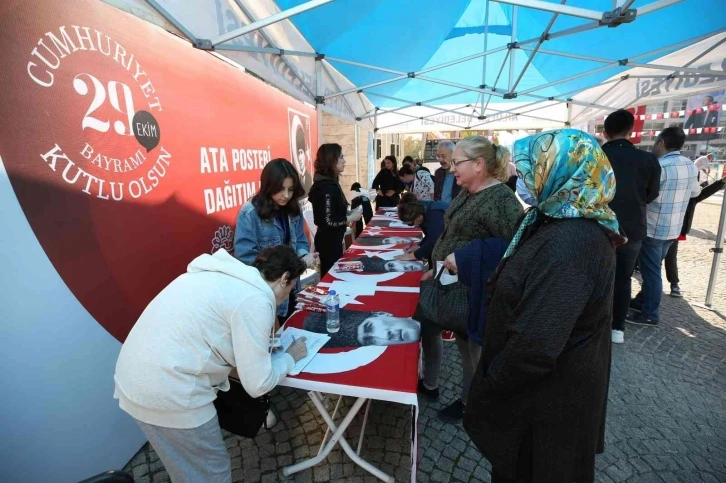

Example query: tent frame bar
[491,0,605,21]
[360,90,471,120]
[483,50,511,114]
[515,28,726,97]
[511,0,567,94]
[230,0,316,97]
[322,1,700,106]
[210,0,334,47]
[519,47,726,77]
[508,7,518,93]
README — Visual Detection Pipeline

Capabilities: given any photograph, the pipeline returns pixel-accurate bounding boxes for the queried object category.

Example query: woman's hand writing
[286,337,308,362]
[395,252,417,261]
[421,269,434,281]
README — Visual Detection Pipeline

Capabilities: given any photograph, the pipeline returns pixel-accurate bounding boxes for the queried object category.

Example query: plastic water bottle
[326,290,340,333]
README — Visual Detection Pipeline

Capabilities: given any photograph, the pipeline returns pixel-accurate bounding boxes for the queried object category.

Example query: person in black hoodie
[372,155,404,207]
[307,144,362,277]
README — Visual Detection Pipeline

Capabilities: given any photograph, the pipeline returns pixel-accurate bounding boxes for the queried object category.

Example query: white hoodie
[113,249,294,429]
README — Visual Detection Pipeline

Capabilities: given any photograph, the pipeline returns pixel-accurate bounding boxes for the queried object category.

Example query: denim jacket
[234,200,310,316]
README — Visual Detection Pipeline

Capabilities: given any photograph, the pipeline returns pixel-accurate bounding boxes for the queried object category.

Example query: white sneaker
[612,330,624,344]
[265,409,277,429]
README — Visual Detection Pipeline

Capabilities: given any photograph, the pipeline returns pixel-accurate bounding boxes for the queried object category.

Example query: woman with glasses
[417,136,522,425]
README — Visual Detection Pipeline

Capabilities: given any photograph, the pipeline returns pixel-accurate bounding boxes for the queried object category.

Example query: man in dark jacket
[601,110,661,344]
[432,140,461,208]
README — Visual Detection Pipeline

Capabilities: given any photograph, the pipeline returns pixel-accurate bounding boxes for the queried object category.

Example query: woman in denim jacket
[234,159,317,320]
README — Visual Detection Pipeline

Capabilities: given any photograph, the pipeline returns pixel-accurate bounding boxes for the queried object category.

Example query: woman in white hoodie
[114,245,308,483]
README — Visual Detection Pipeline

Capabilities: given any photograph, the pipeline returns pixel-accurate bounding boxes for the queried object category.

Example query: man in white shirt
[694,152,713,185]
[627,127,700,327]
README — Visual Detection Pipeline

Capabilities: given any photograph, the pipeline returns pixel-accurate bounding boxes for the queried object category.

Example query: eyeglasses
[451,158,478,167]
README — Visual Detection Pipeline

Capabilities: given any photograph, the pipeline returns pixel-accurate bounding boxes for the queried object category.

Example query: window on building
[645,102,668,114]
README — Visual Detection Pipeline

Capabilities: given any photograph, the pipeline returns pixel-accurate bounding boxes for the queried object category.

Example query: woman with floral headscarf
[463,129,623,483]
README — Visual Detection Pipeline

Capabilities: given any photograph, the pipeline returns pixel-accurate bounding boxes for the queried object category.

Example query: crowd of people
[111,116,723,483]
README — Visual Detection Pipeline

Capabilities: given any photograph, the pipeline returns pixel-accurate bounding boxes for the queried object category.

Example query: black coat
[601,139,661,241]
[464,219,616,483]
[372,169,404,208]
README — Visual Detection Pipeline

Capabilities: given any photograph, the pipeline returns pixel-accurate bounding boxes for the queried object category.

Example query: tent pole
[360,90,470,120]
[321,62,357,121]
[511,0,567,93]
[566,101,572,127]
[519,47,726,77]
[479,0,491,115]
[215,45,317,57]
[355,123,360,183]
[508,7,518,94]
[327,57,406,75]
[316,58,324,147]
[483,50,511,114]
[491,0,604,20]
[516,28,726,98]
[325,75,409,100]
[703,190,726,308]
[211,0,334,47]
[417,76,506,98]
[637,0,683,16]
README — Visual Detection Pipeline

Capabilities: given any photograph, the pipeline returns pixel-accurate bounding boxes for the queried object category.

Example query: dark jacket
[464,219,616,482]
[307,174,348,235]
[454,238,508,346]
[413,204,446,265]
[433,166,461,202]
[372,169,404,207]
[602,139,661,241]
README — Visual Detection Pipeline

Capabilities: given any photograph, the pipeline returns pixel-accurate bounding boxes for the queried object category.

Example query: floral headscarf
[504,129,620,258]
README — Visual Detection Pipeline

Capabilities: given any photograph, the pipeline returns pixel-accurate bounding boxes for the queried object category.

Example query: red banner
[0,0,317,341]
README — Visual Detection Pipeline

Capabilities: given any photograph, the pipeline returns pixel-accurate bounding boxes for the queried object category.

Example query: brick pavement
[124,201,726,482]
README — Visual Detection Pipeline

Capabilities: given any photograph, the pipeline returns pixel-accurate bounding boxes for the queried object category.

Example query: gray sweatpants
[421,325,482,404]
[136,414,232,483]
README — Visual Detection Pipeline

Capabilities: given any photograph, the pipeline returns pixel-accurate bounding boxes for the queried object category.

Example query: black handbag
[414,266,469,335]
[213,378,270,438]
[213,323,274,438]
[413,197,469,335]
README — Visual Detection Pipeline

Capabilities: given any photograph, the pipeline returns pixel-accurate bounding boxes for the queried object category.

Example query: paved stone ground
[124,199,726,483]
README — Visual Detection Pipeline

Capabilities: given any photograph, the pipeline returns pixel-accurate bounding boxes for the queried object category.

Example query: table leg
[356,399,373,455]
[318,394,343,455]
[282,393,394,483]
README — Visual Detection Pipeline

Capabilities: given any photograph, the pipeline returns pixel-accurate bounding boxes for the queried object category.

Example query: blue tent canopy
[275,0,725,109]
